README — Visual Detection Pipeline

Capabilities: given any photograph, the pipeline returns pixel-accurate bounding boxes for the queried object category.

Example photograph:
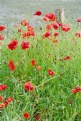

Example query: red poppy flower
[34,11,42,16]
[48,69,55,76]
[43,13,56,21]
[3,101,8,106]
[4,97,12,106]
[8,60,15,71]
[52,39,58,43]
[22,32,28,38]
[31,31,35,36]
[0,84,7,91]
[71,87,81,94]
[8,40,18,50]
[18,29,21,33]
[36,66,41,71]
[0,96,3,101]
[75,32,81,37]
[57,22,62,27]
[22,31,35,38]
[62,24,70,32]
[5,97,12,103]
[27,31,35,37]
[27,25,34,31]
[0,34,4,40]
[54,32,59,37]
[43,17,48,21]
[31,59,36,66]
[21,41,30,50]
[35,114,40,121]
[52,23,59,30]
[24,82,34,91]
[63,56,70,60]
[46,24,52,31]
[0,25,5,31]
[21,20,29,26]
[77,18,81,22]
[43,32,51,38]
[0,103,5,108]
[23,112,30,119]
[47,13,56,21]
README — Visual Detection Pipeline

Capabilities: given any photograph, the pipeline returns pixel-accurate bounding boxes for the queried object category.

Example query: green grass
[1,20,81,121]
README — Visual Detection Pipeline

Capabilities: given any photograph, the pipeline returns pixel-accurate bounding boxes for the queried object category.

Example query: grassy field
[1,1,81,121]
[1,15,81,120]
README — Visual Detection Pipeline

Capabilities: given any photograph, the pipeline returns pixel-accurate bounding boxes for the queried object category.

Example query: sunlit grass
[1,18,81,121]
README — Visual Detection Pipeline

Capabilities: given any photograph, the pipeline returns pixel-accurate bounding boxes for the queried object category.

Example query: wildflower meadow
[1,10,81,121]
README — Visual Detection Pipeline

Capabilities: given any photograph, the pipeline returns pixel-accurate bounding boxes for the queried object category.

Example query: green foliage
[1,23,81,121]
